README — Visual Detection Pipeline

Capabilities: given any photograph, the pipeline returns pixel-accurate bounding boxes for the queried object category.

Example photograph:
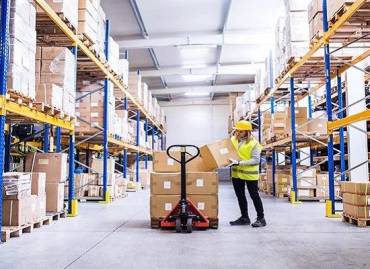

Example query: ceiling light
[184,92,210,97]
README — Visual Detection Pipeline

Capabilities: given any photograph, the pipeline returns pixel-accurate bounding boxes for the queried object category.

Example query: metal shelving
[0,0,166,232]
[252,0,370,216]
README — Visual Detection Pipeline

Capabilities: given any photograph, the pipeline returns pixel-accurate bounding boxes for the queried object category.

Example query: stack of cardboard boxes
[261,112,272,143]
[294,166,317,198]
[270,111,287,139]
[150,138,240,227]
[37,0,78,30]
[316,173,340,198]
[285,107,308,134]
[36,47,76,117]
[265,164,291,197]
[7,0,36,100]
[25,153,67,212]
[341,182,370,222]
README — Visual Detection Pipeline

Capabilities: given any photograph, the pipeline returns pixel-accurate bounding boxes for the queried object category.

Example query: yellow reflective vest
[231,136,262,181]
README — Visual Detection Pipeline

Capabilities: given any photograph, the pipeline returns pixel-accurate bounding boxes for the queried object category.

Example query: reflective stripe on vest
[231,136,261,181]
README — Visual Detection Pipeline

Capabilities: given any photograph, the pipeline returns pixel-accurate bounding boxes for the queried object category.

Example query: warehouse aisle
[1,183,369,269]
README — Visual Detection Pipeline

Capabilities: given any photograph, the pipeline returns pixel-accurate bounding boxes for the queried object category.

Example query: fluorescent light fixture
[181,74,212,82]
[184,92,210,97]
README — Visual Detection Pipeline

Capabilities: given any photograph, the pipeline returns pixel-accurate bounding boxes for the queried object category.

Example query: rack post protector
[0,0,11,235]
[289,77,299,203]
[323,0,337,217]
[337,74,346,181]
[102,19,110,202]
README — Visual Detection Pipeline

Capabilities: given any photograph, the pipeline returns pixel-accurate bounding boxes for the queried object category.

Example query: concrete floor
[1,183,369,269]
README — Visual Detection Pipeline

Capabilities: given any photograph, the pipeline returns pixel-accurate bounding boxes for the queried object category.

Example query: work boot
[229,217,251,226]
[251,218,267,228]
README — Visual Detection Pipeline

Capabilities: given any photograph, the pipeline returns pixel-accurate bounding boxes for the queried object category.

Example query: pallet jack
[160,145,210,233]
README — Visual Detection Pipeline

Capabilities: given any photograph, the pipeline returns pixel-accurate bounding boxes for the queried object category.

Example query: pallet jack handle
[166,145,200,165]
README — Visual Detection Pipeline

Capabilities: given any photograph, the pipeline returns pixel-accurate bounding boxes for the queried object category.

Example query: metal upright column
[102,20,110,202]
[0,0,11,234]
[56,126,62,152]
[270,97,276,197]
[144,118,148,169]
[43,124,50,152]
[289,77,299,203]
[4,122,11,172]
[323,0,338,217]
[68,45,78,216]
[308,91,314,166]
[136,110,140,182]
[337,74,346,181]
[123,97,128,178]
[152,126,155,150]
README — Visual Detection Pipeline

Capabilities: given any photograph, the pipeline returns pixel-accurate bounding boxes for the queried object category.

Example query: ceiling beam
[117,30,273,49]
[133,63,263,77]
[150,84,253,95]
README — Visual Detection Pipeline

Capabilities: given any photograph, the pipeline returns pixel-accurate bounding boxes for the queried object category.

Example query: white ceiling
[101,0,284,101]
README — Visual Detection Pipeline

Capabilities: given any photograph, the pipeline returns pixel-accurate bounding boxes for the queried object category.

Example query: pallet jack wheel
[186,218,193,233]
[176,218,182,233]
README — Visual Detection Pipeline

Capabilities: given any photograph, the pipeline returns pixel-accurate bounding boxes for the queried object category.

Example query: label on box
[91,112,99,117]
[167,158,174,166]
[163,181,171,189]
[91,102,98,107]
[196,178,204,187]
[282,187,287,192]
[197,202,205,210]
[219,148,229,155]
[164,203,172,211]
[38,159,48,165]
[281,177,288,183]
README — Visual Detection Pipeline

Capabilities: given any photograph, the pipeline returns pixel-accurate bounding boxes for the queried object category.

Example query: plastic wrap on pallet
[3,172,32,199]
[118,59,129,85]
[128,73,143,104]
[37,0,78,30]
[7,0,36,99]
[108,36,120,74]
[36,47,76,116]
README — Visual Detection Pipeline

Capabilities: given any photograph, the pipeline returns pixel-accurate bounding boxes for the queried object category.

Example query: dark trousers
[232,178,264,220]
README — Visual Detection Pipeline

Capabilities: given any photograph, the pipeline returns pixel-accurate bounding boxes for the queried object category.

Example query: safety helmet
[234,120,253,131]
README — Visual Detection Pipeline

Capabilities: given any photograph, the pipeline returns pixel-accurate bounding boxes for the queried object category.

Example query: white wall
[162,103,229,147]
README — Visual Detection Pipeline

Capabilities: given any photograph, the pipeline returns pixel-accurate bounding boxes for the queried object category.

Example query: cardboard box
[186,156,210,172]
[286,107,307,119]
[3,172,31,199]
[150,195,180,219]
[31,172,46,196]
[285,117,308,133]
[343,203,370,219]
[328,0,355,20]
[298,177,316,188]
[188,194,218,219]
[343,193,370,206]
[308,0,322,21]
[25,153,68,183]
[316,173,329,186]
[275,173,291,185]
[2,197,31,226]
[35,195,46,219]
[296,166,316,178]
[200,139,240,170]
[275,184,289,194]
[153,151,181,173]
[341,182,370,195]
[297,189,315,197]
[307,118,327,135]
[150,172,218,195]
[45,183,65,212]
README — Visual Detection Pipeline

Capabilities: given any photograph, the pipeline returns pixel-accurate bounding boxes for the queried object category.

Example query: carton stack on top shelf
[150,138,238,227]
[36,47,76,117]
[270,111,287,139]
[7,0,36,100]
[128,73,143,105]
[341,182,370,226]
[37,0,78,30]
[275,0,310,76]
[308,0,323,42]
[261,112,272,144]
[25,153,67,212]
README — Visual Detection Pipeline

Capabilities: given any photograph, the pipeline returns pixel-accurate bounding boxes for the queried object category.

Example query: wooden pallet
[150,218,219,229]
[276,193,289,199]
[1,223,33,243]
[329,2,353,25]
[32,216,52,229]
[7,91,34,108]
[343,213,370,227]
[33,102,73,121]
[47,211,66,221]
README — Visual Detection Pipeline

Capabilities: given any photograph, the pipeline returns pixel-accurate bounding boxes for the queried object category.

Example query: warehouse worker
[229,120,266,227]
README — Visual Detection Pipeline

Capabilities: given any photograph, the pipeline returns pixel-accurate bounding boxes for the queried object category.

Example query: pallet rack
[0,0,166,234]
[250,0,370,216]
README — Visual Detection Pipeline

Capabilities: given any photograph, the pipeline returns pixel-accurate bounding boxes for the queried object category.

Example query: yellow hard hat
[234,120,252,131]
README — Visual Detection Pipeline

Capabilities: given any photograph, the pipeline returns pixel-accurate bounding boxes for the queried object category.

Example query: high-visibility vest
[231,136,262,181]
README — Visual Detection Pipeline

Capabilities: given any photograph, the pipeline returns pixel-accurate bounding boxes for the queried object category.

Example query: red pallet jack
[160,145,210,233]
